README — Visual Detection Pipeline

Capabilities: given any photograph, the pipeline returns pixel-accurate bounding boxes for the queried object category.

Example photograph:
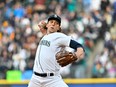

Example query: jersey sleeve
[54,33,72,47]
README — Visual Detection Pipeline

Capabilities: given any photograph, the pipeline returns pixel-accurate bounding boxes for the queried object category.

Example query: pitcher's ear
[57,27,61,32]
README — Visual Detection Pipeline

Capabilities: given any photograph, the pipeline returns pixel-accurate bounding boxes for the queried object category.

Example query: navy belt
[34,72,54,77]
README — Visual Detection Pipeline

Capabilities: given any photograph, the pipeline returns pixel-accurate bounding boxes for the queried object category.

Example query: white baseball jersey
[33,32,71,74]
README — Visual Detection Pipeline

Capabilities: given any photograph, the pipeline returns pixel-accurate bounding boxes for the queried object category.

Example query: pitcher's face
[46,20,60,34]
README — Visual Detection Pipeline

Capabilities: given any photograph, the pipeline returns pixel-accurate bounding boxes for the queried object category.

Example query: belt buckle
[47,73,50,76]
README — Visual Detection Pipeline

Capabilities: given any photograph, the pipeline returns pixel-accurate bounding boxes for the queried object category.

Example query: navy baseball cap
[48,14,61,25]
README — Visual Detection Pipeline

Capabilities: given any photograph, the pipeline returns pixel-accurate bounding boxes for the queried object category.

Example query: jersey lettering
[39,40,50,47]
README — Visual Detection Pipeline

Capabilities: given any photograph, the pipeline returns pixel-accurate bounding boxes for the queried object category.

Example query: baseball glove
[56,48,78,67]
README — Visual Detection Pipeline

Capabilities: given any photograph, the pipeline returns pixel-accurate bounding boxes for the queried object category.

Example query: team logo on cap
[54,15,57,18]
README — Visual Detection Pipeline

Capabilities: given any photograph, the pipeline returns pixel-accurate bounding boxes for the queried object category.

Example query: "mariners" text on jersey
[39,40,50,47]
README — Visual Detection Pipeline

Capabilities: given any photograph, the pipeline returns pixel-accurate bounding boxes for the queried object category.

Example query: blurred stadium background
[0,0,116,87]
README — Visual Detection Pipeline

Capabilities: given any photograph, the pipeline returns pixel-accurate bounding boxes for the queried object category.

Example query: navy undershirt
[69,39,84,51]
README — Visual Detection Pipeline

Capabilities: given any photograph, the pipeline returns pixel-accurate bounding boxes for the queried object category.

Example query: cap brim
[48,18,61,25]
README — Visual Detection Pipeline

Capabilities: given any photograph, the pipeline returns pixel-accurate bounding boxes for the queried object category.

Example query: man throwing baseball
[28,14,85,87]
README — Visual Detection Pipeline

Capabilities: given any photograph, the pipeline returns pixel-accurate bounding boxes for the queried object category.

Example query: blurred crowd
[0,0,116,79]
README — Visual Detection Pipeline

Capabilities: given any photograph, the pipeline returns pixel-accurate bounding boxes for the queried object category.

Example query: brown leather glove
[56,48,78,67]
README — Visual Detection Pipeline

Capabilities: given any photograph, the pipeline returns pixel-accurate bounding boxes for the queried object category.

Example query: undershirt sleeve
[69,39,84,51]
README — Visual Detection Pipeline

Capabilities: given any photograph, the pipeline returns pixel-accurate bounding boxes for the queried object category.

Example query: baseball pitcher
[28,14,85,87]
